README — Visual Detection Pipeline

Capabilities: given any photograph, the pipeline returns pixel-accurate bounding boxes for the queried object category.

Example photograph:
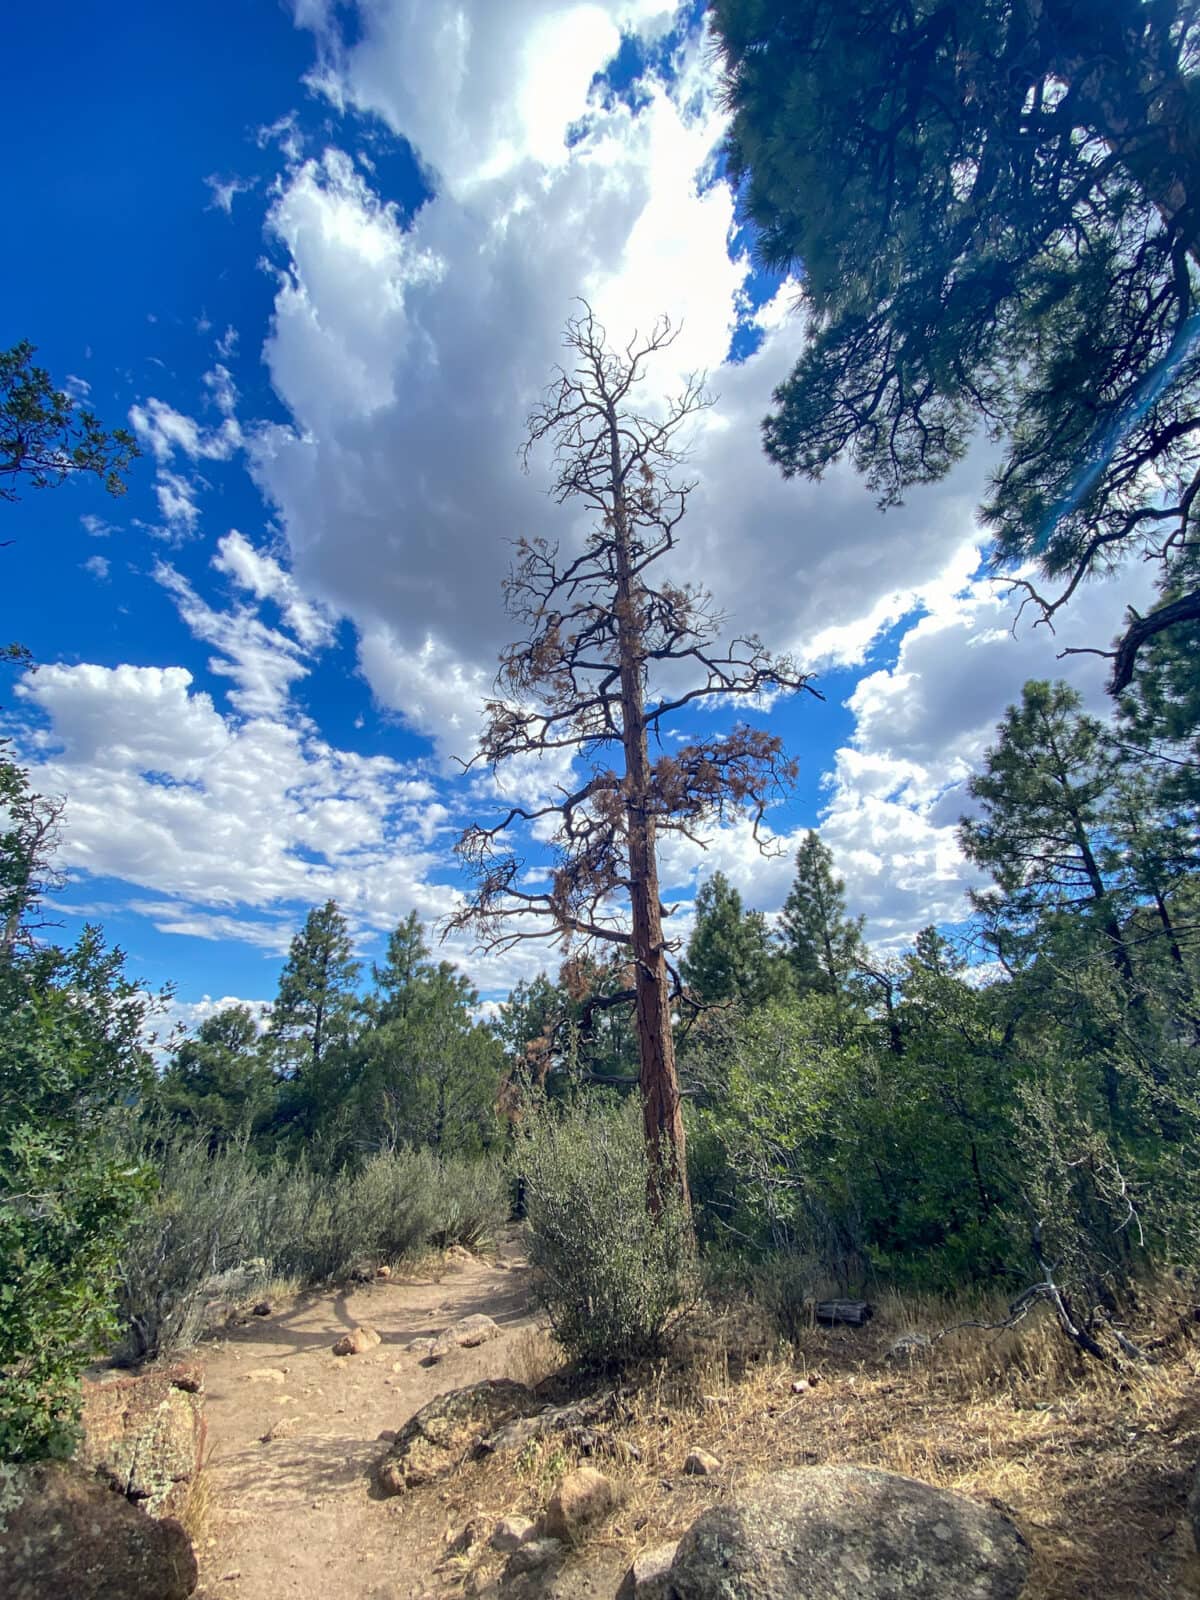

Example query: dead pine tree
[450,303,818,1217]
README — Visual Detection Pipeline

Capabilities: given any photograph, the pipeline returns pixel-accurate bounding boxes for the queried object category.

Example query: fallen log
[814,1299,873,1327]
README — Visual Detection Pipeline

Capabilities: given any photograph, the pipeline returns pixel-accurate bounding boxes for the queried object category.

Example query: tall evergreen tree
[269,900,360,1083]
[959,682,1132,984]
[682,870,787,1009]
[778,832,864,999]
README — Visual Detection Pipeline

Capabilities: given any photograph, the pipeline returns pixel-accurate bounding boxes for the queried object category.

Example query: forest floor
[190,1240,1200,1600]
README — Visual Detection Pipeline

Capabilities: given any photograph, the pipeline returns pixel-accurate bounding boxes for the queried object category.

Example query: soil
[193,1237,540,1600]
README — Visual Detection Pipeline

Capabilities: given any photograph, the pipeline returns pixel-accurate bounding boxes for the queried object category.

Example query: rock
[260,1417,302,1443]
[616,1542,679,1600]
[376,1379,538,1494]
[332,1325,382,1356]
[0,1458,198,1600]
[481,1392,627,1456]
[1188,1461,1200,1553]
[503,1537,565,1581]
[376,1264,393,1279]
[245,1366,287,1383]
[667,1466,1030,1599]
[684,1449,721,1477]
[251,1300,273,1316]
[492,1514,537,1553]
[429,1313,502,1362]
[447,1520,481,1555]
[887,1333,933,1363]
[78,1362,207,1518]
[542,1466,614,1543]
[408,1337,438,1357]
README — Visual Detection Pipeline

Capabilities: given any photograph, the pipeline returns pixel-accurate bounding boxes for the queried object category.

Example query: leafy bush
[518,1098,695,1365]
[0,917,159,1463]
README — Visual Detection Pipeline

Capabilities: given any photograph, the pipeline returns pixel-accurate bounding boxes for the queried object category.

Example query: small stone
[251,1300,272,1317]
[491,1514,537,1553]
[260,1417,302,1444]
[542,1466,614,1542]
[503,1538,564,1581]
[790,1379,809,1394]
[376,1264,392,1279]
[684,1449,721,1476]
[616,1541,678,1600]
[332,1325,382,1356]
[245,1367,287,1383]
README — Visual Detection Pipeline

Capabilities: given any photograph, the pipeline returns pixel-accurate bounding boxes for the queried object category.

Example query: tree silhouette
[451,304,817,1212]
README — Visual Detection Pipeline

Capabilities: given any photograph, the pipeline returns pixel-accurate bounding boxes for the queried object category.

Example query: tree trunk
[609,413,690,1218]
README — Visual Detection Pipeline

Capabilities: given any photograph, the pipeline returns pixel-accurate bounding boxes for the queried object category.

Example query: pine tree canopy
[712,0,1200,690]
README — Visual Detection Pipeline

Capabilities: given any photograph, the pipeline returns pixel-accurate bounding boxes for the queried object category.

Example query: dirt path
[193,1238,538,1600]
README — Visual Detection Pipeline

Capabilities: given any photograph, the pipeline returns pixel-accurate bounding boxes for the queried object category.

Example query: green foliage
[778,831,865,1001]
[114,1136,510,1362]
[154,1005,274,1147]
[712,0,1200,678]
[1,341,139,500]
[517,1098,695,1365]
[0,847,160,1460]
[682,870,788,1008]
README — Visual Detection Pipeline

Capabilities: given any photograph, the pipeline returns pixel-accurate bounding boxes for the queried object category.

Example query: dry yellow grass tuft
[421,1281,1200,1598]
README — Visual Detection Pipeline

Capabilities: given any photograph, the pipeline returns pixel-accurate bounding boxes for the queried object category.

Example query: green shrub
[114,1134,270,1363]
[113,1137,510,1361]
[518,1098,695,1365]
[0,919,159,1463]
[432,1155,509,1251]
[0,1127,150,1461]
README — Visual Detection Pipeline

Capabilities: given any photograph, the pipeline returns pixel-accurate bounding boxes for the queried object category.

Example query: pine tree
[711,0,1200,685]
[959,682,1132,984]
[778,832,864,999]
[269,900,360,1082]
[452,304,812,1214]
[156,1005,274,1147]
[682,870,787,1009]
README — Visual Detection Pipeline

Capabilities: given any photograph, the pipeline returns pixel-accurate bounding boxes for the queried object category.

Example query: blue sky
[0,1,1148,1032]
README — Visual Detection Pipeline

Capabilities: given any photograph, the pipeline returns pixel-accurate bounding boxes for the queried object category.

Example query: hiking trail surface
[194,1234,544,1600]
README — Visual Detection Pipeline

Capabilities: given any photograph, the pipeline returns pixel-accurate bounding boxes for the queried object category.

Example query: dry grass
[419,1282,1200,1598]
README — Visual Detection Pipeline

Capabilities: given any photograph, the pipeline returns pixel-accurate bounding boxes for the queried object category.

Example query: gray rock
[887,1334,933,1363]
[684,1449,721,1476]
[0,1459,198,1600]
[429,1312,503,1362]
[616,1542,678,1599]
[667,1466,1029,1599]
[492,1514,538,1553]
[376,1379,538,1494]
[503,1537,565,1580]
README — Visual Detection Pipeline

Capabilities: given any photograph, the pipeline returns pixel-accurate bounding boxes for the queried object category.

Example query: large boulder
[0,1458,198,1600]
[376,1378,538,1494]
[667,1467,1030,1600]
[78,1362,206,1518]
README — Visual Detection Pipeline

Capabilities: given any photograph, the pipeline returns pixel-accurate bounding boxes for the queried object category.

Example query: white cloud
[82,554,110,581]
[299,0,677,191]
[205,173,257,214]
[212,529,335,651]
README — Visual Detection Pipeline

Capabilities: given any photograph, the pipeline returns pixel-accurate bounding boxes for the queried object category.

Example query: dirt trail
[194,1238,537,1600]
